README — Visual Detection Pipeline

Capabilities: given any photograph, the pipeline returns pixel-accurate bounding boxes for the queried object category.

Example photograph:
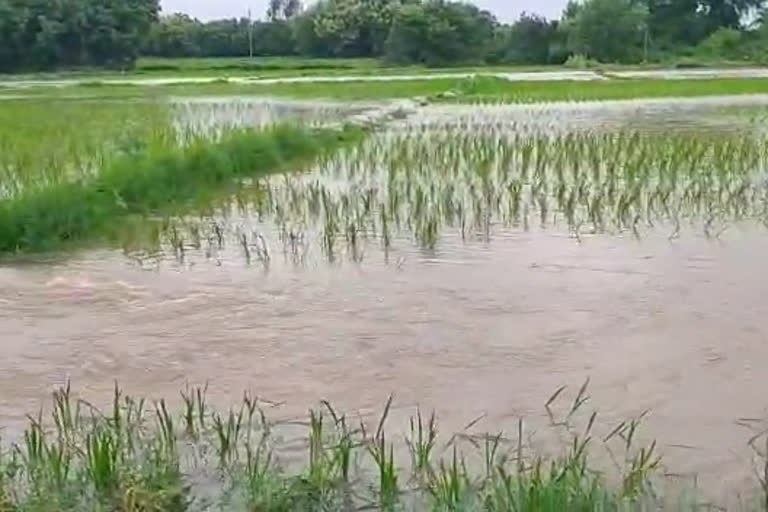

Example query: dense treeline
[145,0,768,66]
[1,0,767,72]
[0,0,159,72]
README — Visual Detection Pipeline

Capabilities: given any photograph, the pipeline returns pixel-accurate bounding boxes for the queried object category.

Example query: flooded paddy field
[3,95,768,508]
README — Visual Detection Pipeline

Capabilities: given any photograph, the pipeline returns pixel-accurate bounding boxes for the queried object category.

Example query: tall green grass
[0,101,170,197]
[1,382,757,511]
[0,124,362,253]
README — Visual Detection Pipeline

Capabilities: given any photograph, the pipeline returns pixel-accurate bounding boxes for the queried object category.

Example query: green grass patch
[460,76,768,103]
[230,76,768,103]
[0,124,362,254]
[136,55,383,75]
[6,76,768,103]
[0,101,170,195]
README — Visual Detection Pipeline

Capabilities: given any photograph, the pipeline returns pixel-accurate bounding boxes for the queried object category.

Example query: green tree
[268,0,303,21]
[144,14,202,58]
[253,21,298,56]
[295,0,403,57]
[494,13,558,64]
[385,0,497,66]
[695,26,744,58]
[562,0,649,63]
[0,0,159,71]
[646,0,763,48]
[83,0,160,67]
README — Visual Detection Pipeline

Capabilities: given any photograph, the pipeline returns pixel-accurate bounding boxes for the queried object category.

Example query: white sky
[160,0,569,22]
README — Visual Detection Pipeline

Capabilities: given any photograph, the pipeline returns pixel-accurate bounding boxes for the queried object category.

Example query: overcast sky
[161,0,569,22]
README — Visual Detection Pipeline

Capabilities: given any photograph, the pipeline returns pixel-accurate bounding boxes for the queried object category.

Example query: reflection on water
[409,95,768,134]
[3,100,768,501]
[169,96,372,134]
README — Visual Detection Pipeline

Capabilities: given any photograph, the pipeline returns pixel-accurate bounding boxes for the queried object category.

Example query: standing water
[3,96,768,503]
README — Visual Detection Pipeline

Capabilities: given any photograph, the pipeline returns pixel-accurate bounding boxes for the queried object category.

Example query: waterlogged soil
[409,94,768,134]
[3,97,768,502]
[170,96,375,131]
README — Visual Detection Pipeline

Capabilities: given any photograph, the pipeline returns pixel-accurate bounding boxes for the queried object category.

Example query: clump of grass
[0,123,363,254]
[0,381,762,511]
[0,101,170,198]
[0,384,188,511]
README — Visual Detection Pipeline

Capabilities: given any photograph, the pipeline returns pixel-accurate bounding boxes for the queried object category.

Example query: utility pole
[643,26,649,63]
[248,8,254,59]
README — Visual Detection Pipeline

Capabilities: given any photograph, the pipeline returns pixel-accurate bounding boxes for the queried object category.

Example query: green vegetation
[6,76,768,103]
[232,76,768,103]
[561,0,650,63]
[3,0,768,74]
[135,56,382,75]
[452,77,768,103]
[384,1,497,66]
[139,0,768,68]
[1,381,763,511]
[0,101,169,195]
[0,0,159,72]
[0,107,362,254]
[117,121,768,266]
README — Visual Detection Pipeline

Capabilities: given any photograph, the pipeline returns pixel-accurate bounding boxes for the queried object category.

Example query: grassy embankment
[0,55,762,82]
[0,101,362,254]
[4,76,768,103]
[229,76,768,102]
[3,382,761,511]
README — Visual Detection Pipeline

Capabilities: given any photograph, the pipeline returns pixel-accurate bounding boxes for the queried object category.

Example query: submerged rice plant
[1,382,759,511]
[132,124,768,266]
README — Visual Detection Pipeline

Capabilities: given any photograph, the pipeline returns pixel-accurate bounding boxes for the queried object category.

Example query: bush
[695,27,744,60]
[564,54,599,69]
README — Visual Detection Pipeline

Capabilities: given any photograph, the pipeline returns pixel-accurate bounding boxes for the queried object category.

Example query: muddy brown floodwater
[2,97,768,503]
[3,227,768,498]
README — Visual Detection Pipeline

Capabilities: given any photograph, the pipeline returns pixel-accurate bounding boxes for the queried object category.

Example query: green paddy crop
[0,101,170,197]
[0,124,361,254]
[5,76,768,104]
[240,76,768,104]
[0,98,364,254]
[133,124,768,266]
[1,381,761,511]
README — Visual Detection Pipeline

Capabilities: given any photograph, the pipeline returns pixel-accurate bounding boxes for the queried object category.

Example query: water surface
[2,97,768,501]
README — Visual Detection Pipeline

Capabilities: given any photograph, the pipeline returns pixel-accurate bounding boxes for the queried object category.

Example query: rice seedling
[0,381,738,512]
[137,121,768,267]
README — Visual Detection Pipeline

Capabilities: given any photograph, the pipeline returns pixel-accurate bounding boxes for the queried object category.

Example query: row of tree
[145,0,767,66]
[143,15,298,58]
[0,0,766,72]
[0,0,160,72]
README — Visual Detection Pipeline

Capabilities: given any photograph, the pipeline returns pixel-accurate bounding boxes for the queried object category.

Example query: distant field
[5,76,768,104]
[0,58,557,83]
[135,56,387,76]
[223,76,768,102]
[1,55,763,85]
